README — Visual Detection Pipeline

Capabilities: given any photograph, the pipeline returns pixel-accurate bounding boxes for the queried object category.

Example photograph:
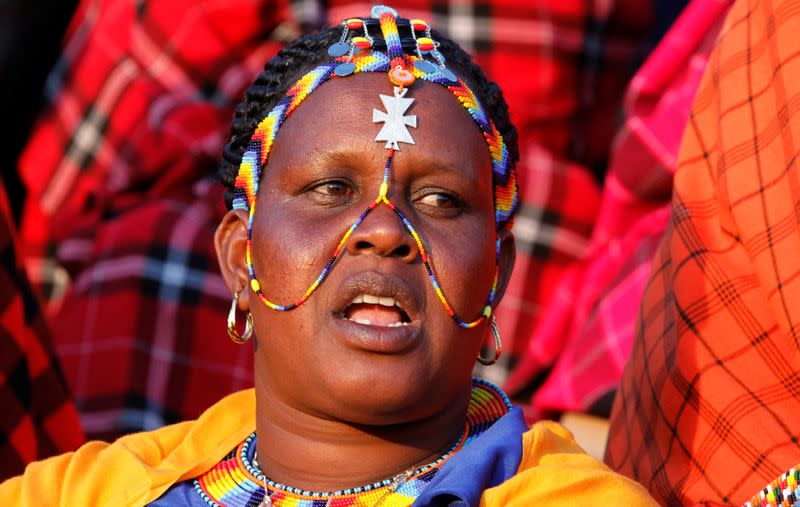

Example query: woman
[0,6,655,506]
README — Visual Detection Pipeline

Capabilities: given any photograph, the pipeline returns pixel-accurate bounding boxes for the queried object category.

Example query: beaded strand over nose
[232,5,518,328]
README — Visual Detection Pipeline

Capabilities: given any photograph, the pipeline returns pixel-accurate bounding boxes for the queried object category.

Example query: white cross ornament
[372,86,417,150]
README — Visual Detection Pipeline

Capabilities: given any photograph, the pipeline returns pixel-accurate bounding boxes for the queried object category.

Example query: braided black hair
[218,23,519,208]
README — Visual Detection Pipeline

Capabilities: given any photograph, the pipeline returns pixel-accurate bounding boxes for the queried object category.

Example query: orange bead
[345,18,363,29]
[410,19,428,31]
[352,36,371,49]
[417,37,434,51]
[389,66,416,87]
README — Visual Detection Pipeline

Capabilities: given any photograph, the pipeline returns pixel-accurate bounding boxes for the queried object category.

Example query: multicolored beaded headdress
[232,5,518,328]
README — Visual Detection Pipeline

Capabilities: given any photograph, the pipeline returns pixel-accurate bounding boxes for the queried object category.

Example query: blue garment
[149,407,528,507]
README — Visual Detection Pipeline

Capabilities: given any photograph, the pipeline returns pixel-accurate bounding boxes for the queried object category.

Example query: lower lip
[331,316,421,354]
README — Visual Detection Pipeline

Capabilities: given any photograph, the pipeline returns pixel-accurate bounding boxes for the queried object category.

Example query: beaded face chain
[193,378,513,507]
[233,5,518,328]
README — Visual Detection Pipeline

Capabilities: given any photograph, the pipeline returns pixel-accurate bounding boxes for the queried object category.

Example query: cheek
[249,198,343,302]
[422,216,498,315]
[248,198,339,373]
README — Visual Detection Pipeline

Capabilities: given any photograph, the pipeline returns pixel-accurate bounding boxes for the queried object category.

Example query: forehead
[266,72,491,179]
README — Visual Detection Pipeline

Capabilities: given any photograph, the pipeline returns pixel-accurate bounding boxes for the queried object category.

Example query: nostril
[392,245,411,258]
[350,238,413,259]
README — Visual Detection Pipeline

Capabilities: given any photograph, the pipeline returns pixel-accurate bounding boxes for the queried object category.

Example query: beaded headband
[232,5,518,328]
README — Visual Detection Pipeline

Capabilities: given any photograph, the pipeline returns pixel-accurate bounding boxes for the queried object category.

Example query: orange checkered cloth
[605,0,800,505]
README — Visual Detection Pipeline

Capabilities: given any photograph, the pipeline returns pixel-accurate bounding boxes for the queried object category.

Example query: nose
[346,202,419,263]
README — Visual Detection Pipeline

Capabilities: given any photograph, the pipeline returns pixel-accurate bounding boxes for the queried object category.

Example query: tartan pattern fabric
[18,0,290,301]
[504,0,731,417]
[50,182,255,441]
[0,182,84,481]
[18,0,287,440]
[605,0,800,505]
[16,0,652,438]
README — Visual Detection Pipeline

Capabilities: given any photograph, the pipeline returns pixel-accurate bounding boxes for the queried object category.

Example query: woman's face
[219,72,513,425]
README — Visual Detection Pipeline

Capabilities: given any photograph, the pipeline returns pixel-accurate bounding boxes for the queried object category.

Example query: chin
[314,353,469,426]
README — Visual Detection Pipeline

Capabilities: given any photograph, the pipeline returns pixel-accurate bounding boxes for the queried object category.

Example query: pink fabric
[505,0,733,416]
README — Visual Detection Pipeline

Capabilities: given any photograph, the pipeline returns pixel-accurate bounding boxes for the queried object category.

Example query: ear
[491,227,516,308]
[214,209,252,311]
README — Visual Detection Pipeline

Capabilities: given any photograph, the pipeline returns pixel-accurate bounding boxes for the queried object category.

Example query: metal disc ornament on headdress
[413,59,437,73]
[328,42,350,57]
[440,67,457,82]
[334,62,356,76]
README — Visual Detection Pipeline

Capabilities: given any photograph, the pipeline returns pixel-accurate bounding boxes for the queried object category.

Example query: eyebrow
[308,148,483,187]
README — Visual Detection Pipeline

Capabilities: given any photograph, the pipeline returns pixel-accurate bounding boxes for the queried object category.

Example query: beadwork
[744,464,800,507]
[232,5,518,328]
[193,378,512,507]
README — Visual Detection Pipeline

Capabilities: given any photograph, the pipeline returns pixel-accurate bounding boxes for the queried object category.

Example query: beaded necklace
[232,5,518,329]
[193,378,512,507]
[744,463,800,507]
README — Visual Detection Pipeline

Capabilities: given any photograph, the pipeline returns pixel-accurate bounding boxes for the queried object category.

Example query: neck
[254,374,470,493]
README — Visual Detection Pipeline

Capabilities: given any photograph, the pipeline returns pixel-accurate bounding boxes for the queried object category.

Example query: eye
[305,179,356,205]
[418,192,457,208]
[414,189,464,216]
[313,180,351,197]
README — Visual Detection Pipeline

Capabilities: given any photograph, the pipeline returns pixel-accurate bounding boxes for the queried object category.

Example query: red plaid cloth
[605,0,800,504]
[19,0,287,440]
[0,182,83,481]
[505,0,732,417]
[17,0,653,439]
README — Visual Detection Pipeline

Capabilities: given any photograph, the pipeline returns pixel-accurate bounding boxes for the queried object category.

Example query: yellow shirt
[0,389,656,506]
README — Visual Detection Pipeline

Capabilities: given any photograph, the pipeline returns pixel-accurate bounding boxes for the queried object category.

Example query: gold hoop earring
[227,291,254,344]
[477,315,503,365]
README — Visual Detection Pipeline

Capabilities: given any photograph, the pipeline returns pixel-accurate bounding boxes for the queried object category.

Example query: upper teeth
[353,294,399,308]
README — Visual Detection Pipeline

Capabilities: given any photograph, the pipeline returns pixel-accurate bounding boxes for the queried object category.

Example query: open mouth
[342,294,412,327]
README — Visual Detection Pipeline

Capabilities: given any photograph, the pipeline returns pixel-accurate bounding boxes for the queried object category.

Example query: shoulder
[480,421,658,506]
[0,389,255,507]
